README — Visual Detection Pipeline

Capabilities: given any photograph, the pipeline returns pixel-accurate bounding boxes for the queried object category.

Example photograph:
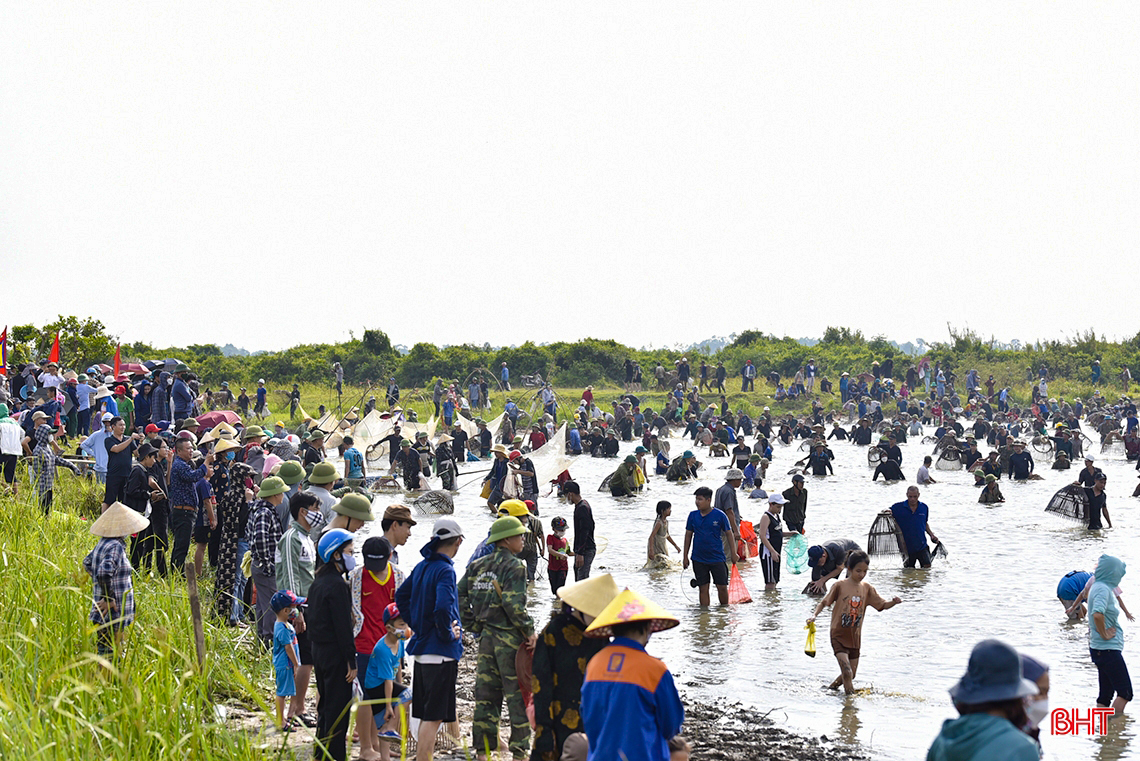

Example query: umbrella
[95,364,113,373]
[143,360,161,370]
[196,410,242,428]
[119,362,148,375]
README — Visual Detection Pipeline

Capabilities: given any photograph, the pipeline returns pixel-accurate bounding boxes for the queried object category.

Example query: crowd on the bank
[2,353,1137,761]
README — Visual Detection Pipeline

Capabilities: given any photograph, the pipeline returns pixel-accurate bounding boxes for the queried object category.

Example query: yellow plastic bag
[480,480,492,499]
[241,550,252,579]
[804,620,816,658]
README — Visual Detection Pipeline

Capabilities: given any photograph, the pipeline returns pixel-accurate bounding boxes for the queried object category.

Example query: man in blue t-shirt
[890,486,940,569]
[682,486,738,606]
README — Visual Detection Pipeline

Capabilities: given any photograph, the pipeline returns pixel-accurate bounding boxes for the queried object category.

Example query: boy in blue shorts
[271,590,304,730]
[365,603,411,754]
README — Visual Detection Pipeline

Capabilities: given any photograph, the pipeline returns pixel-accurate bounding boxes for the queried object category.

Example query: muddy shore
[228,631,866,760]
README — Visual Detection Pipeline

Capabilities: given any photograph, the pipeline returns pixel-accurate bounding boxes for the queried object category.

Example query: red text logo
[1050,708,1114,736]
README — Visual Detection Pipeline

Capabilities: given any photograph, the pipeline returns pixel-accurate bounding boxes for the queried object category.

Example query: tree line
[6,316,1140,392]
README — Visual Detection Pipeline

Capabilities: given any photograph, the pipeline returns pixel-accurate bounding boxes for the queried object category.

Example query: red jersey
[354,566,396,654]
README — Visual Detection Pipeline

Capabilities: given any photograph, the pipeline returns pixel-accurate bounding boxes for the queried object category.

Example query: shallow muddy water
[352,426,1139,760]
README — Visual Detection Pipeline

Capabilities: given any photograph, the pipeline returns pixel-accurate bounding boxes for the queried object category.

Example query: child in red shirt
[546,517,572,595]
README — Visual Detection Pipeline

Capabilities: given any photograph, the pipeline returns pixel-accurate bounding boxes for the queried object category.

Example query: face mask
[306,509,324,528]
[390,627,407,639]
[1025,697,1048,727]
[341,554,356,572]
[225,451,236,461]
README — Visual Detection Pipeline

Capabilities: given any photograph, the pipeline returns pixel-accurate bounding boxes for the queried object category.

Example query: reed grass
[0,470,286,760]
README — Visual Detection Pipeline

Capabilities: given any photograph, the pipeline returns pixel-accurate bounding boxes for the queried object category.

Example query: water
[355,428,1139,760]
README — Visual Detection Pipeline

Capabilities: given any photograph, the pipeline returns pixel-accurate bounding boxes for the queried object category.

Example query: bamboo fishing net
[412,490,455,515]
[1045,484,1088,523]
[867,447,884,466]
[867,510,906,560]
[935,448,962,471]
[597,472,614,492]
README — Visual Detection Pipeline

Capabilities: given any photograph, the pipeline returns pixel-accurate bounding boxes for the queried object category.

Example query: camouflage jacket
[457,546,534,647]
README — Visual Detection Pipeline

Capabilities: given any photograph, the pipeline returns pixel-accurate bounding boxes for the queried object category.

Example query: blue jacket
[172,378,194,418]
[395,544,463,661]
[582,638,684,761]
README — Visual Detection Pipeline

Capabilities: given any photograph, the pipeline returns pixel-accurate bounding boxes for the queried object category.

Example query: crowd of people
[1,352,1136,761]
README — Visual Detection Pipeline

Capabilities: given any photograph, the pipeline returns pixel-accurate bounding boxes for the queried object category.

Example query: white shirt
[916,465,932,484]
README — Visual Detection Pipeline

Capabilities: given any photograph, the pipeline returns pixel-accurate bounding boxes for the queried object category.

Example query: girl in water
[647,501,681,563]
[806,550,902,694]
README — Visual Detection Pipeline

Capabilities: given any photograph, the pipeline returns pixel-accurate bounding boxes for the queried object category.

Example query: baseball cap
[382,602,402,625]
[270,589,306,612]
[362,536,393,572]
[144,423,160,434]
[768,493,788,504]
[429,518,464,544]
[791,474,805,483]
[101,412,114,422]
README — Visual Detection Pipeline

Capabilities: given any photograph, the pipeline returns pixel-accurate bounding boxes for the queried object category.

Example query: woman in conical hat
[532,574,623,761]
[83,502,149,654]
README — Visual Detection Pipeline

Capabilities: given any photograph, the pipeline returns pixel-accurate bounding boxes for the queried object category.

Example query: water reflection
[838,700,862,746]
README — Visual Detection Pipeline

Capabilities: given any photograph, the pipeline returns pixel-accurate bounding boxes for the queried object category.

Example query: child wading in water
[546,516,573,595]
[648,501,681,563]
[806,550,902,694]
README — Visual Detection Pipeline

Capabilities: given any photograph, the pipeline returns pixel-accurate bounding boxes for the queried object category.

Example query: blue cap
[807,546,825,567]
[270,589,306,612]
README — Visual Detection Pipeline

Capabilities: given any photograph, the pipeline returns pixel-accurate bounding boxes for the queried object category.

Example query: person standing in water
[682,486,738,606]
[647,501,681,564]
[1083,472,1112,530]
[1087,554,1132,721]
[890,486,940,569]
[806,550,901,694]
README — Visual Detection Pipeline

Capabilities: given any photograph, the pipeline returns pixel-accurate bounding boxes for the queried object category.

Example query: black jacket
[306,568,356,671]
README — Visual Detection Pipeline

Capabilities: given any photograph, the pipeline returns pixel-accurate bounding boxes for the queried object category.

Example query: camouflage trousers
[473,631,530,757]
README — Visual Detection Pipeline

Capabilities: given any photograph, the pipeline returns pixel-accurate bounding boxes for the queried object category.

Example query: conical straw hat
[557,573,621,618]
[584,587,679,638]
[89,502,149,538]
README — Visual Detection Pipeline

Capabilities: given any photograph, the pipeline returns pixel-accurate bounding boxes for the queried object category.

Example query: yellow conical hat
[584,587,680,638]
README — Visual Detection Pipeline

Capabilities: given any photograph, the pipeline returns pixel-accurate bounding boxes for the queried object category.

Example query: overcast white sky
[3,3,1137,351]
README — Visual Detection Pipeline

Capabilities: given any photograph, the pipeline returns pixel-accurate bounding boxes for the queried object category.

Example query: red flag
[0,326,7,377]
[113,345,121,377]
[48,332,60,364]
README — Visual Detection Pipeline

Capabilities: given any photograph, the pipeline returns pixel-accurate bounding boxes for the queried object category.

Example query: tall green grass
[0,472,285,760]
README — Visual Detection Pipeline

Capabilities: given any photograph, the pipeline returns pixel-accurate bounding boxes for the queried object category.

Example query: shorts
[104,474,128,505]
[412,660,458,723]
[831,638,860,660]
[193,524,212,544]
[761,552,780,585]
[276,664,296,697]
[364,682,411,704]
[296,628,313,666]
[692,560,729,588]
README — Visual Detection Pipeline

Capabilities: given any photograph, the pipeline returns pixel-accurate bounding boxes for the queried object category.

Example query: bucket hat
[948,639,1038,705]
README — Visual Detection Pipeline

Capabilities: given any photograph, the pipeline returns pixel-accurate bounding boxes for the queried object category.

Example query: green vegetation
[8,318,1138,399]
[0,471,287,759]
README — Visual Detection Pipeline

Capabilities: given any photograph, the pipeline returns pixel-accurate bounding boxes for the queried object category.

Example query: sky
[3,3,1138,352]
